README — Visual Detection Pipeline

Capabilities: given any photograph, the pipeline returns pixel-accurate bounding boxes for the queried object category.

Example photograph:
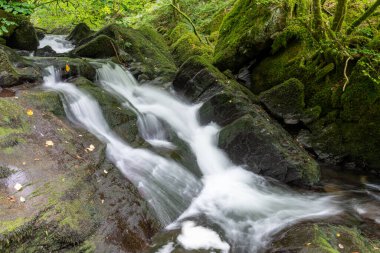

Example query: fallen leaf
[65,64,70,72]
[7,196,16,202]
[86,144,95,152]
[338,244,344,249]
[27,109,34,116]
[14,183,23,191]
[20,197,26,202]
[45,140,54,147]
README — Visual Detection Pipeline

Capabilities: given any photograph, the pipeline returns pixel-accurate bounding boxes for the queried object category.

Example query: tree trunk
[313,0,325,38]
[332,0,348,32]
[347,0,380,34]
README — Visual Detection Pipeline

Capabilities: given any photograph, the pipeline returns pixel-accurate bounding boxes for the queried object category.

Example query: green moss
[168,22,191,44]
[315,63,335,82]
[214,0,288,71]
[0,165,13,178]
[251,43,307,94]
[171,32,213,65]
[95,24,176,80]
[259,78,305,121]
[0,218,30,234]
[23,91,65,117]
[73,35,116,58]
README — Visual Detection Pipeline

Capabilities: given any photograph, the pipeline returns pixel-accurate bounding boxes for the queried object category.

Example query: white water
[95,63,341,252]
[38,35,74,53]
[40,60,342,252]
[43,67,201,225]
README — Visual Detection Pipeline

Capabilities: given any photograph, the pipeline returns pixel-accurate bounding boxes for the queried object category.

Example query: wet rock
[259,78,321,125]
[173,56,320,185]
[36,30,45,40]
[0,89,160,252]
[67,23,93,44]
[271,224,380,253]
[82,24,177,81]
[214,0,288,72]
[29,56,96,82]
[6,21,39,51]
[219,113,320,185]
[34,45,57,57]
[0,45,41,87]
[72,35,116,58]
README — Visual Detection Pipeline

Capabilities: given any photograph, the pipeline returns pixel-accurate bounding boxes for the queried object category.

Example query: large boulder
[173,56,320,185]
[79,24,177,81]
[6,21,39,51]
[259,78,321,124]
[0,45,41,87]
[0,90,160,252]
[214,0,288,72]
[34,45,57,57]
[67,23,93,44]
[72,35,116,58]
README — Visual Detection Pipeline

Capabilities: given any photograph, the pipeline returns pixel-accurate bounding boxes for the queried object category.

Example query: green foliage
[31,0,154,31]
[0,1,34,15]
[0,17,15,35]
[0,0,34,36]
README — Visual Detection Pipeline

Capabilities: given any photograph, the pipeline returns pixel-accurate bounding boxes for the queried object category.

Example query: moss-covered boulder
[214,0,288,72]
[0,45,41,87]
[219,114,320,185]
[6,21,39,51]
[67,23,93,44]
[72,35,116,59]
[271,224,380,252]
[259,78,321,124]
[173,56,320,185]
[80,24,177,81]
[170,27,213,66]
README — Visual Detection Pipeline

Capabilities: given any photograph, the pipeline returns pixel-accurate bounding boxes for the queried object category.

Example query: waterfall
[42,66,202,226]
[38,35,74,53]
[42,63,340,252]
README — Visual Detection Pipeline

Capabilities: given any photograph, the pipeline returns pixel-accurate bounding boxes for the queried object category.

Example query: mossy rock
[72,35,116,59]
[250,43,307,94]
[272,224,380,253]
[83,24,177,81]
[67,23,93,44]
[259,78,305,123]
[171,31,213,66]
[219,113,320,185]
[0,46,42,87]
[214,0,288,72]
[168,22,191,44]
[173,56,257,103]
[6,21,39,51]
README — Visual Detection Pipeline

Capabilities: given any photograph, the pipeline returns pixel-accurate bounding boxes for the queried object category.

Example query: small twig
[343,56,352,91]
[169,3,204,44]
[110,41,122,64]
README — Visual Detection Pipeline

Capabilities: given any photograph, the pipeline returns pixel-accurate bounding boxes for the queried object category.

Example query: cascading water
[96,63,341,252]
[42,66,201,225]
[38,35,75,53]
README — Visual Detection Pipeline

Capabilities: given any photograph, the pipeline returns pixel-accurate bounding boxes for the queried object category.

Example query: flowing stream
[39,36,379,253]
